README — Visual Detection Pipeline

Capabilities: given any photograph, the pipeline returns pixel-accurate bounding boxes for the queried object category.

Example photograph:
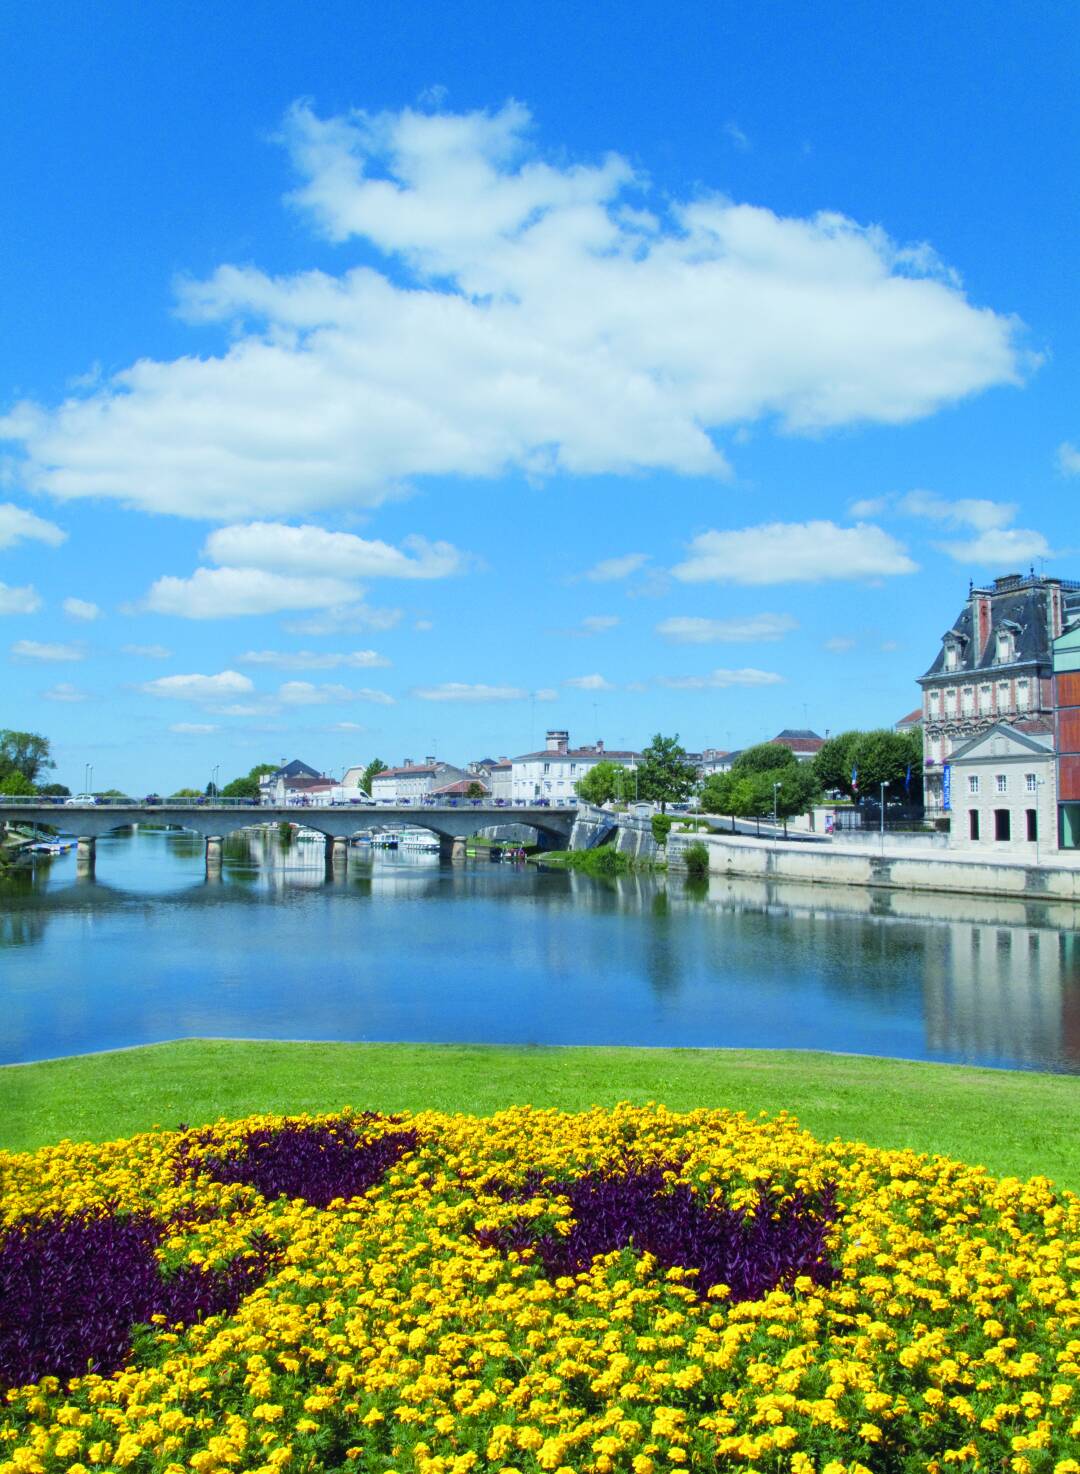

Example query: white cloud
[897,489,1015,532]
[203,523,469,579]
[0,582,41,614]
[10,639,84,662]
[413,682,530,702]
[934,527,1052,565]
[580,614,619,633]
[583,553,650,582]
[564,673,614,691]
[62,597,101,621]
[140,670,255,702]
[534,687,558,702]
[0,503,65,550]
[672,521,917,584]
[238,648,390,670]
[276,681,394,706]
[169,722,219,734]
[283,602,403,634]
[414,618,433,631]
[657,613,797,643]
[0,102,1026,518]
[43,682,88,702]
[1058,442,1080,476]
[848,496,889,518]
[824,636,857,653]
[657,668,784,689]
[329,721,369,732]
[723,121,750,150]
[143,567,362,618]
[122,643,172,659]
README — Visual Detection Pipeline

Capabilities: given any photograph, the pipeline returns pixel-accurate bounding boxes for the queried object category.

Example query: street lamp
[772,780,782,832]
[1035,776,1045,865]
[211,764,220,800]
[880,781,888,852]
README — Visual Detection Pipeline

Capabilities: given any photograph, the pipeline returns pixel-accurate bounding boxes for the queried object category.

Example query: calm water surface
[2,827,1079,1071]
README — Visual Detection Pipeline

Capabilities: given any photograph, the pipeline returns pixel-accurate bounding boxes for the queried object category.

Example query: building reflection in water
[672,874,1080,1072]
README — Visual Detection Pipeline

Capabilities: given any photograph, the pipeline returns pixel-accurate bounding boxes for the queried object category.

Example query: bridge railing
[0,796,579,811]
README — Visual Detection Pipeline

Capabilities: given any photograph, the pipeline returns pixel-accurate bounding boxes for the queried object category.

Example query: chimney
[546,729,569,754]
[1047,578,1064,639]
[424,755,436,766]
[403,758,414,768]
[596,738,604,753]
[971,585,993,659]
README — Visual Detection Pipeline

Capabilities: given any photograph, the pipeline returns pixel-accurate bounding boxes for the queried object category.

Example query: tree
[170,787,202,799]
[768,763,822,835]
[221,774,260,799]
[466,781,486,799]
[362,758,387,795]
[634,734,699,812]
[731,741,799,775]
[0,771,36,796]
[813,729,922,804]
[0,730,53,784]
[575,760,635,806]
[38,783,71,797]
[701,758,820,835]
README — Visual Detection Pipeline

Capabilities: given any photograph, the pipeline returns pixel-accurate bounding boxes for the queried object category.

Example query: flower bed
[1,1105,1079,1473]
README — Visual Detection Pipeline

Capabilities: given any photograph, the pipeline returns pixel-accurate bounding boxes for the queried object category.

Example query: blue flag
[904,764,912,791]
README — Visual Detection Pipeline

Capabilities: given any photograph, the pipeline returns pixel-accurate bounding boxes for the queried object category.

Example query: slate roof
[512,747,641,763]
[894,708,923,730]
[273,759,322,780]
[771,729,824,753]
[921,576,1080,680]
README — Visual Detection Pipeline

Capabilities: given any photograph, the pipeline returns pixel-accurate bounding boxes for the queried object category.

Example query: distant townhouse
[260,759,327,805]
[370,758,470,802]
[487,760,513,802]
[510,730,641,802]
[770,729,825,762]
[918,572,1080,816]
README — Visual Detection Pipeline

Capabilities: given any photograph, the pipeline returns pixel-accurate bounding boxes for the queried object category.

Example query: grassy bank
[2,1040,1078,1188]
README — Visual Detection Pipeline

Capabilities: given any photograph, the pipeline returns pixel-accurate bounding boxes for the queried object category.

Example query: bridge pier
[205,835,223,875]
[438,835,468,863]
[325,834,349,870]
[76,835,95,878]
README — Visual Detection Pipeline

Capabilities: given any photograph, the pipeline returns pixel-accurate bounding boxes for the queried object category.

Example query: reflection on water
[1,828,1078,1072]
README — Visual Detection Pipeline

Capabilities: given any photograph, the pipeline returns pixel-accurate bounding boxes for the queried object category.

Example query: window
[1025,773,1037,793]
[995,774,1007,794]
[997,682,1011,710]
[979,685,992,712]
[962,686,974,711]
[968,775,980,795]
[945,644,958,670]
[930,690,941,713]
[1026,809,1038,842]
[994,809,1011,842]
[945,688,957,714]
[569,763,576,775]
[543,762,550,775]
[1017,679,1030,710]
[996,629,1013,663]
[969,810,980,841]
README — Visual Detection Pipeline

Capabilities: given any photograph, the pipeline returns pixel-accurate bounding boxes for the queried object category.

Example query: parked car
[65,793,98,806]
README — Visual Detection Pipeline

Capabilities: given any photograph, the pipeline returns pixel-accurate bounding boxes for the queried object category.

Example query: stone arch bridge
[0,800,576,874]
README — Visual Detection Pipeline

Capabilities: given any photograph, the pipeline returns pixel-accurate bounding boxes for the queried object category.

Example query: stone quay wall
[666,830,1080,902]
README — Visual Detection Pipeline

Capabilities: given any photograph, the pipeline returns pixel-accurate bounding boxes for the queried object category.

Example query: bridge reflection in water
[1,831,1078,1072]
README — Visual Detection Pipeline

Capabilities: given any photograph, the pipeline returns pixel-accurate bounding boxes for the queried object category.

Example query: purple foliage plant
[478,1166,839,1302]
[197,1118,419,1209]
[0,1211,273,1389]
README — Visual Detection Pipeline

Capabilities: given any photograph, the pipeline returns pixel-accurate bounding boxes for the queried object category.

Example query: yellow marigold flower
[252,1404,285,1423]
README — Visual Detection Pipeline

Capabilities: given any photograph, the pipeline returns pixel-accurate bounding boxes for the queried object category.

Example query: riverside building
[918,572,1080,817]
[510,730,641,802]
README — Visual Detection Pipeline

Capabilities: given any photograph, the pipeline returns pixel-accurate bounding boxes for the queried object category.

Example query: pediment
[950,723,1052,763]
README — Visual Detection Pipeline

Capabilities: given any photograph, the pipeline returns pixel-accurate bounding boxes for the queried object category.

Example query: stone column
[451,835,467,863]
[205,835,223,874]
[76,835,96,879]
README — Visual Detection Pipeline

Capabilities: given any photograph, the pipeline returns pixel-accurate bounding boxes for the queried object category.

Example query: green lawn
[2,1040,1078,1189]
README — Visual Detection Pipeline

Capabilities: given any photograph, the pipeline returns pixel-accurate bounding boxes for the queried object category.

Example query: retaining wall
[667,830,1080,901]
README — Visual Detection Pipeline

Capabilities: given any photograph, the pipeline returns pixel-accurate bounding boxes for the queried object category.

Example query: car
[64,793,98,806]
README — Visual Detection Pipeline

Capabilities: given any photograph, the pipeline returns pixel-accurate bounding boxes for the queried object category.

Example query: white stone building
[946,722,1058,856]
[510,730,641,802]
[370,758,469,802]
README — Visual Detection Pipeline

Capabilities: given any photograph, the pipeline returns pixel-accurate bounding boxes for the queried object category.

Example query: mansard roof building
[918,571,1080,814]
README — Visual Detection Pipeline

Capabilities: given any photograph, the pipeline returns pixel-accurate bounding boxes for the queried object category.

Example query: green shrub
[683,840,710,879]
[651,813,673,844]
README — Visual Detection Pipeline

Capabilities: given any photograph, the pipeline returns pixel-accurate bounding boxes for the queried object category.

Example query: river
[2,825,1079,1071]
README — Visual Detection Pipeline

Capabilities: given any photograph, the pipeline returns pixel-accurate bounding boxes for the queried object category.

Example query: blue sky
[2,1,1077,792]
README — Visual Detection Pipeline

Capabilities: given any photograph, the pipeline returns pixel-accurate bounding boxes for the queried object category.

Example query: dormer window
[995,628,1014,663]
[944,642,959,670]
